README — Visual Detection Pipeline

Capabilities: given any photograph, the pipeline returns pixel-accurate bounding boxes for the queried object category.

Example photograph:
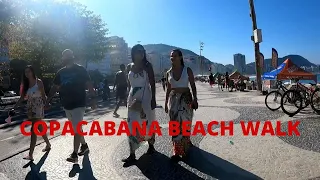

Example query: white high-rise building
[107,36,129,74]
[86,36,130,75]
[86,54,111,75]
[233,53,246,74]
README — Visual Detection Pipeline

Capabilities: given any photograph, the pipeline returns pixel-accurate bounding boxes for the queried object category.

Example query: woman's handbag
[129,98,143,111]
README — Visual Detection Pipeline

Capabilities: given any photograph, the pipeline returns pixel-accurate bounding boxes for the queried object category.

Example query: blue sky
[74,0,320,65]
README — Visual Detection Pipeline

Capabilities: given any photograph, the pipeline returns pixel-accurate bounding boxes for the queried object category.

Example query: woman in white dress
[122,44,157,163]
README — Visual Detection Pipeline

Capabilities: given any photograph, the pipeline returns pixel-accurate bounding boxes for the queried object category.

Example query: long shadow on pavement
[184,147,262,180]
[69,154,97,180]
[125,152,204,180]
[23,151,49,180]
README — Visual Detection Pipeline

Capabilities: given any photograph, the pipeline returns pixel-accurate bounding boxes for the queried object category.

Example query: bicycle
[310,85,320,114]
[265,80,288,111]
[280,78,317,117]
[293,80,317,109]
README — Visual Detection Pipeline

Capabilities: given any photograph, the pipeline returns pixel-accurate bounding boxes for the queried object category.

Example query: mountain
[245,55,317,74]
[143,44,231,74]
[142,44,315,75]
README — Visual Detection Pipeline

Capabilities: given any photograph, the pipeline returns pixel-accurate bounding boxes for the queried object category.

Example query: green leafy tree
[6,0,109,75]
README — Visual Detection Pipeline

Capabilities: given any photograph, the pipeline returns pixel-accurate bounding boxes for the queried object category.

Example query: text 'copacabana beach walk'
[20,120,300,136]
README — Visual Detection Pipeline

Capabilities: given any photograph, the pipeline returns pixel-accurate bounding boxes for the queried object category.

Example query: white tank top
[27,80,42,98]
[168,66,189,88]
[128,70,149,88]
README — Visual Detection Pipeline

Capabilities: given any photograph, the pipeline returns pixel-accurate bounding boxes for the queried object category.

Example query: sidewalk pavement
[0,83,319,180]
[0,98,119,162]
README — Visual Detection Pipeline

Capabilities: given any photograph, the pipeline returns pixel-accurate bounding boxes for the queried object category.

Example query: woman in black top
[209,73,214,87]
[225,72,229,91]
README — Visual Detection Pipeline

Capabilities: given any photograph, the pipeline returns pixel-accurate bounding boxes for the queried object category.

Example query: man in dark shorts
[46,49,96,163]
[113,64,128,117]
[103,78,110,101]
[161,75,166,91]
[217,74,223,91]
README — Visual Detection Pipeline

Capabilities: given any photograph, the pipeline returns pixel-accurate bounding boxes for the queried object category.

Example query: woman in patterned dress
[165,49,198,162]
[13,65,51,161]
[122,44,157,163]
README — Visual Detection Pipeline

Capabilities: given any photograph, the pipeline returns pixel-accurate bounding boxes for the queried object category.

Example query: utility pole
[199,41,204,76]
[249,0,262,92]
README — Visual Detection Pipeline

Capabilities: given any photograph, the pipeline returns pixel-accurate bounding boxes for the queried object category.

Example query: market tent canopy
[262,59,316,81]
[229,70,249,81]
[262,62,286,80]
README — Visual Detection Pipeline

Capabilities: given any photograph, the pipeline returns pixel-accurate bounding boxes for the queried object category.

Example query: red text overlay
[20,120,300,137]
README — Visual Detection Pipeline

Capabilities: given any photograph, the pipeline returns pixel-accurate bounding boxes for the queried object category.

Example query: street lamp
[249,0,263,92]
[199,41,204,76]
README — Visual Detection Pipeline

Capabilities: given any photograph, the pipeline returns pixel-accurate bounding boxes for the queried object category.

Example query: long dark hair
[131,44,149,67]
[172,49,184,66]
[21,65,36,95]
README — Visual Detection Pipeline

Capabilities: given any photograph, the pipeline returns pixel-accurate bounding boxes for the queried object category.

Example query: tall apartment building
[107,36,129,74]
[86,54,111,75]
[264,60,272,72]
[86,36,129,75]
[233,53,246,74]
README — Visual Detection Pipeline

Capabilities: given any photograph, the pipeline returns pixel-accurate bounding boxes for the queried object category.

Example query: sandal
[23,156,34,161]
[42,145,51,152]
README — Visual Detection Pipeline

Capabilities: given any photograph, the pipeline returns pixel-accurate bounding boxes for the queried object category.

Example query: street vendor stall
[263,59,316,81]
[262,59,316,91]
[229,70,250,81]
[229,70,249,91]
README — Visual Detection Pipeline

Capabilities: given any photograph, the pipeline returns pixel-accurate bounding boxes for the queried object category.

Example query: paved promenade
[0,82,320,180]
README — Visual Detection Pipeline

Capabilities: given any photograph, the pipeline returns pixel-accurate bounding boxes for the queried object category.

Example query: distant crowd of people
[208,72,247,92]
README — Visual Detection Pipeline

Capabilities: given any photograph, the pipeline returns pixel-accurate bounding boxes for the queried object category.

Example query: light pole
[249,0,262,92]
[199,41,204,76]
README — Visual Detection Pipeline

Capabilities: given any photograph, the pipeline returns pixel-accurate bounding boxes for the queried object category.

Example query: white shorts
[64,107,86,131]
